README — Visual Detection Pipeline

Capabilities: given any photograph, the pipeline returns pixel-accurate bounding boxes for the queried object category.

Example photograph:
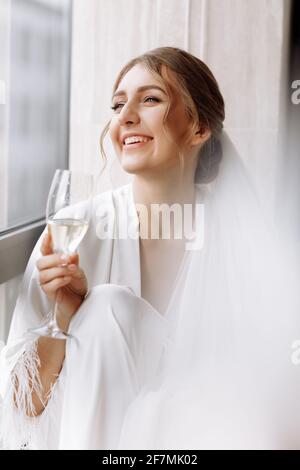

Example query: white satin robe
[0,183,186,450]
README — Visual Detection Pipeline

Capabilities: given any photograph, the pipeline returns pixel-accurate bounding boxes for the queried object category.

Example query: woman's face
[109,64,197,176]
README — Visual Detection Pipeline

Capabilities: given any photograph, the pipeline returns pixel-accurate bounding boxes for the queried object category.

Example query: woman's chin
[120,154,152,174]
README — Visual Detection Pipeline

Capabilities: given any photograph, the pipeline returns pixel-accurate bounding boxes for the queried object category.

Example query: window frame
[0,219,45,284]
[0,0,73,285]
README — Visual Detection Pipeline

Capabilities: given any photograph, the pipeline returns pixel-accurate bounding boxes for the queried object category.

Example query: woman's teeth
[124,136,153,145]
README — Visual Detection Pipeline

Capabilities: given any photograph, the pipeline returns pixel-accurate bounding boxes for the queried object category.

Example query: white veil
[118,132,300,449]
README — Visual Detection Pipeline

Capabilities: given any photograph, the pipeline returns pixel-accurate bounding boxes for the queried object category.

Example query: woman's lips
[123,139,153,150]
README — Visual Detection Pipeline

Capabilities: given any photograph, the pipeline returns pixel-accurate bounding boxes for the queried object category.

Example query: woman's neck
[132,166,197,241]
[132,168,196,208]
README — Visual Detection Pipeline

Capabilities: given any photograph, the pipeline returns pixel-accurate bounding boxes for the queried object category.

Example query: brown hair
[100,46,225,183]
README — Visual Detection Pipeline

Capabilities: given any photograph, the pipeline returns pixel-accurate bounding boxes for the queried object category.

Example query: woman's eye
[110,96,160,112]
[110,103,124,111]
[144,96,160,103]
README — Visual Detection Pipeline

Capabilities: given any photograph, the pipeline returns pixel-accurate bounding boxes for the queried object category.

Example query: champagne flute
[29,169,94,339]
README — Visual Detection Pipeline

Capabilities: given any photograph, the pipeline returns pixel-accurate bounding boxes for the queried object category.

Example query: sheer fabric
[1,133,300,449]
[118,134,300,449]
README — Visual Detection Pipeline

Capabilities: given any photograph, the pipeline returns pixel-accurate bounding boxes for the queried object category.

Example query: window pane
[0,0,71,233]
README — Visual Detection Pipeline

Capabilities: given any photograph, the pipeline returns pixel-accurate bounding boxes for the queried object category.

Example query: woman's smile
[122,139,154,150]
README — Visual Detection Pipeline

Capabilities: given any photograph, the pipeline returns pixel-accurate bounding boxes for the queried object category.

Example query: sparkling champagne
[48,218,89,254]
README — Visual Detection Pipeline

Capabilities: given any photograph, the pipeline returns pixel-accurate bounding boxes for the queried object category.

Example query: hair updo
[100,46,225,183]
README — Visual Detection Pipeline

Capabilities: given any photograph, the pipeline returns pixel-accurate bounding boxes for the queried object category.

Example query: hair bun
[195,136,223,184]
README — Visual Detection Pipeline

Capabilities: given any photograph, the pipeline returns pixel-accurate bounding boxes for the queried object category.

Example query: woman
[1,47,299,450]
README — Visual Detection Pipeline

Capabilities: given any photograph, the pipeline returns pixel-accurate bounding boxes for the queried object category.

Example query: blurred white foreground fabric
[0,133,299,449]
[118,133,300,449]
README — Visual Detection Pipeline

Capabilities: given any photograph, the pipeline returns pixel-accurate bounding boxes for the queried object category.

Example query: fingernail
[67,264,77,271]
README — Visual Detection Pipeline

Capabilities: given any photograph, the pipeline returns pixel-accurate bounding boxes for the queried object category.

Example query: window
[1,0,71,232]
[0,0,72,343]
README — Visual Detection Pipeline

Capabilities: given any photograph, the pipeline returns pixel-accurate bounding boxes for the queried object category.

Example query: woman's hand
[36,231,88,327]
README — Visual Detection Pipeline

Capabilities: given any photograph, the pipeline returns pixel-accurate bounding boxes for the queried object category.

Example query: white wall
[69,0,291,214]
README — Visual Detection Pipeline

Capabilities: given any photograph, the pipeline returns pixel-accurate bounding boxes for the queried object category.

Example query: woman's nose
[118,103,140,126]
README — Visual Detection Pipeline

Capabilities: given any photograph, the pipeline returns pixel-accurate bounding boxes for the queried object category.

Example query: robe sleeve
[0,226,58,449]
[0,187,119,449]
[0,227,51,402]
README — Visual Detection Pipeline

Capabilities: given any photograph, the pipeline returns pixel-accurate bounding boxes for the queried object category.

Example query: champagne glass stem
[48,289,71,338]
[50,290,61,331]
[27,289,70,339]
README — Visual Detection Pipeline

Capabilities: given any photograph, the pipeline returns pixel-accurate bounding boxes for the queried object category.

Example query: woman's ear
[191,127,211,148]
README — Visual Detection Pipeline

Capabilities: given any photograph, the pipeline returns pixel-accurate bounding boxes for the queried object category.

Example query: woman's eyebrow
[112,85,167,99]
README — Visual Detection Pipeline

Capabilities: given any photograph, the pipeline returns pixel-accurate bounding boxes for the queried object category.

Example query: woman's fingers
[38,233,79,271]
[40,232,53,256]
[68,252,79,266]
[36,252,74,271]
[64,267,88,297]
[36,253,67,270]
[40,276,72,294]
[37,234,86,298]
[39,265,78,285]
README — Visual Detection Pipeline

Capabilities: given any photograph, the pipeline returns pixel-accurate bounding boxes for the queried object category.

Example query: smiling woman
[1,46,300,450]
[102,48,224,183]
[104,48,224,315]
